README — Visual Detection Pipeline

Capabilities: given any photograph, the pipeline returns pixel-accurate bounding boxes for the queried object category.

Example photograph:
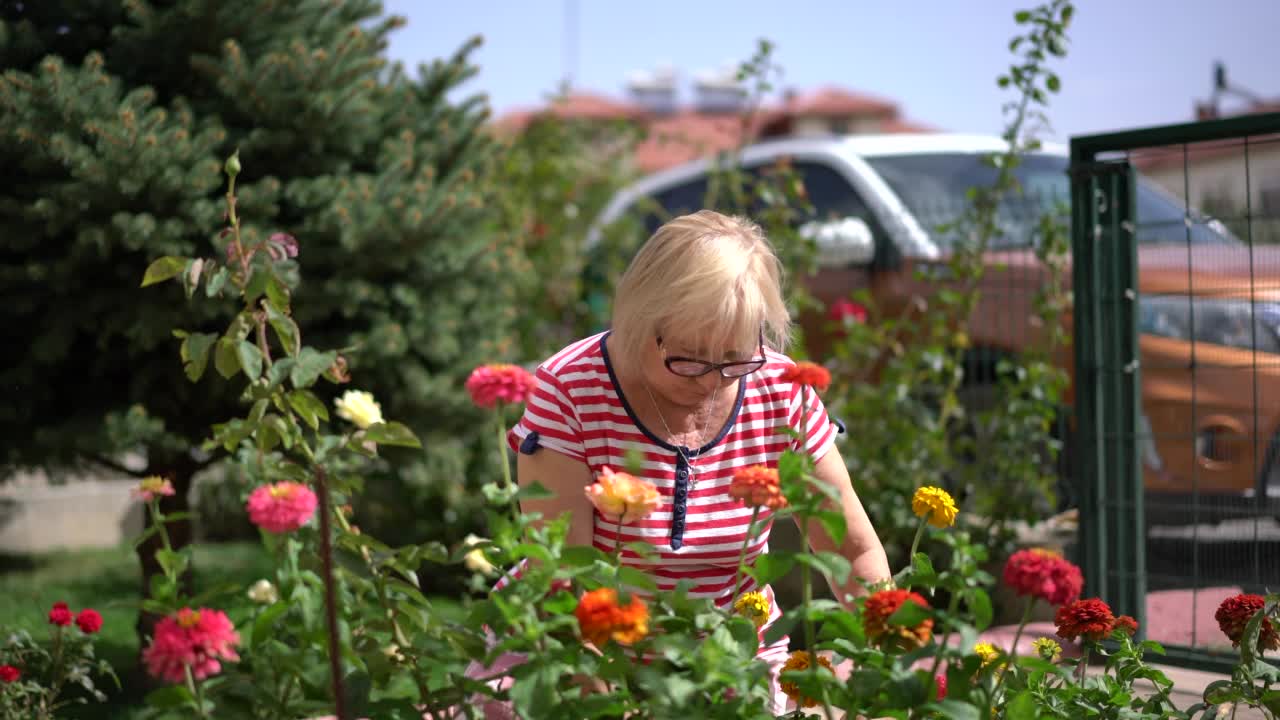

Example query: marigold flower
[247,579,278,605]
[1032,637,1062,661]
[462,534,496,575]
[1113,615,1139,637]
[863,588,933,650]
[779,650,835,708]
[142,607,240,684]
[911,486,958,528]
[734,591,771,629]
[1055,598,1116,642]
[465,363,536,408]
[334,389,383,429]
[48,601,72,627]
[974,641,1001,666]
[1215,593,1279,651]
[574,588,649,646]
[133,475,175,502]
[75,608,103,634]
[728,465,788,510]
[0,665,19,683]
[780,361,831,393]
[246,482,318,534]
[1002,547,1083,607]
[584,466,661,524]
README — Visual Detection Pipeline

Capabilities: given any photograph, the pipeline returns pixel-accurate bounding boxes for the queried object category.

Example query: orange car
[587,133,1280,515]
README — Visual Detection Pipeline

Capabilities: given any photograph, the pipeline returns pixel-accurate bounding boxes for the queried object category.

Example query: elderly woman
[490,210,890,714]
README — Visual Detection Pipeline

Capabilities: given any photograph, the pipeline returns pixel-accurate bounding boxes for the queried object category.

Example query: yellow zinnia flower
[1032,637,1062,662]
[911,486,958,528]
[974,642,1001,666]
[733,591,771,629]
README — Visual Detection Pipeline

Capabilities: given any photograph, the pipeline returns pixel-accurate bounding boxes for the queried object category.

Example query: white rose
[247,579,278,605]
[463,534,496,576]
[335,389,383,429]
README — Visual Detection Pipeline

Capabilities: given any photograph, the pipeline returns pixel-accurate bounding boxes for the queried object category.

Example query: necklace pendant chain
[643,383,718,489]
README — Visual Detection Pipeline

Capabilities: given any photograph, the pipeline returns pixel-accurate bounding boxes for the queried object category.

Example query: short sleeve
[788,384,837,463]
[506,365,586,461]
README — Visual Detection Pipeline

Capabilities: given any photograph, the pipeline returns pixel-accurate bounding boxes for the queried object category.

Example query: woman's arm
[516,449,597,548]
[798,446,892,604]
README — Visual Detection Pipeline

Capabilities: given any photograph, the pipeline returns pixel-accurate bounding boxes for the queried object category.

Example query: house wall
[1143,144,1280,218]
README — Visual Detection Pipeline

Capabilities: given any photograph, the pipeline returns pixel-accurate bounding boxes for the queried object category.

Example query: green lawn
[0,541,274,719]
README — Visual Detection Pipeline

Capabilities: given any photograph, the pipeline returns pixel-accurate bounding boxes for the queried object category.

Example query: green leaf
[967,588,993,631]
[541,591,577,615]
[181,258,203,299]
[265,299,299,357]
[252,602,290,648]
[926,699,981,720]
[243,267,269,304]
[155,548,189,580]
[749,553,795,585]
[287,390,329,430]
[214,338,240,379]
[1046,73,1061,93]
[814,509,847,547]
[561,546,609,568]
[261,414,293,450]
[145,684,195,709]
[364,422,422,448]
[515,481,554,501]
[1014,10,1031,22]
[888,600,931,628]
[141,256,188,287]
[237,341,264,381]
[205,266,229,298]
[1203,679,1235,705]
[291,347,337,389]
[1005,690,1037,720]
[796,551,851,585]
[265,274,290,313]
[618,566,658,592]
[180,332,217,382]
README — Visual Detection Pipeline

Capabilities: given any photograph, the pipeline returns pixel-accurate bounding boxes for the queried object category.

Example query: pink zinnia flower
[48,601,73,627]
[246,482,318,534]
[1003,548,1083,606]
[465,364,536,408]
[828,298,868,328]
[133,475,176,502]
[76,608,103,634]
[0,665,19,683]
[143,607,240,684]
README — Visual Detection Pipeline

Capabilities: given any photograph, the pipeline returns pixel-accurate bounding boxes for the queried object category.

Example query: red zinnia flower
[142,607,240,684]
[575,588,649,646]
[246,482,318,534]
[1002,548,1083,606]
[75,608,104,635]
[1055,598,1116,642]
[934,673,947,700]
[0,665,19,683]
[828,299,869,329]
[48,601,73,627]
[465,364,537,408]
[1113,615,1139,637]
[863,589,933,650]
[1215,593,1279,651]
[780,361,831,393]
[728,465,788,510]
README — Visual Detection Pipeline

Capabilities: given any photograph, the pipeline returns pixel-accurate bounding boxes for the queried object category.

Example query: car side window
[642,177,709,235]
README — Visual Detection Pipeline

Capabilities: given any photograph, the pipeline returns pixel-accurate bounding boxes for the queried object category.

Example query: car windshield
[863,152,1240,251]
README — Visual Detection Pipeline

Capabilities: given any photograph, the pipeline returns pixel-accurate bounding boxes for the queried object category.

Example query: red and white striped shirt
[505,331,837,659]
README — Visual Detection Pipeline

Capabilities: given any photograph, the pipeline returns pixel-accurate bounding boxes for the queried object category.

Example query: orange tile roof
[782,86,898,117]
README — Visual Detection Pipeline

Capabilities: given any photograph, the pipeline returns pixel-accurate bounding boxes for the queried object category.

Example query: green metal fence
[1071,111,1280,672]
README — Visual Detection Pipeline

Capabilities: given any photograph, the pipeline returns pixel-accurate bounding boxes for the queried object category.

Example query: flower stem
[185,665,209,720]
[991,596,1035,704]
[908,516,927,563]
[799,522,835,720]
[496,408,512,490]
[729,506,760,599]
[1077,645,1091,685]
[314,467,348,719]
[151,500,174,555]
[613,512,624,562]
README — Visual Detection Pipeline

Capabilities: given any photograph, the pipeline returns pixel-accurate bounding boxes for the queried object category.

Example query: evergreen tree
[0,0,515,639]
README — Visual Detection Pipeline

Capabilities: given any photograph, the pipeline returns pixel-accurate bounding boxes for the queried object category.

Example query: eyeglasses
[656,331,767,378]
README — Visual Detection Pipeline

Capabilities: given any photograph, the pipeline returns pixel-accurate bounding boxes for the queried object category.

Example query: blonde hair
[611,210,791,367]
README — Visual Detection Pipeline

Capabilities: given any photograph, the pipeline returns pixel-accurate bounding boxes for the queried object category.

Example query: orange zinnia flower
[779,650,834,708]
[1215,593,1279,651]
[780,361,831,393]
[1112,615,1139,637]
[575,588,649,646]
[584,467,661,524]
[728,465,788,510]
[1054,598,1115,642]
[863,589,933,650]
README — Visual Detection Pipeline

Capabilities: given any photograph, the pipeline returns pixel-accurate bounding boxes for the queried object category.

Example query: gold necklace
[642,382,720,488]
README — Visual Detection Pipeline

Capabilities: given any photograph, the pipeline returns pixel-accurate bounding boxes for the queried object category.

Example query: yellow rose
[335,389,383,429]
[246,579,278,605]
[583,466,661,524]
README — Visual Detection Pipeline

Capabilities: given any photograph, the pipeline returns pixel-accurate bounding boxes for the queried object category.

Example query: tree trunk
[135,454,198,672]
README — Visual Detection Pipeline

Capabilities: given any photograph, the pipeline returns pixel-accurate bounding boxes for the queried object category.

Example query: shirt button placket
[671,454,690,549]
